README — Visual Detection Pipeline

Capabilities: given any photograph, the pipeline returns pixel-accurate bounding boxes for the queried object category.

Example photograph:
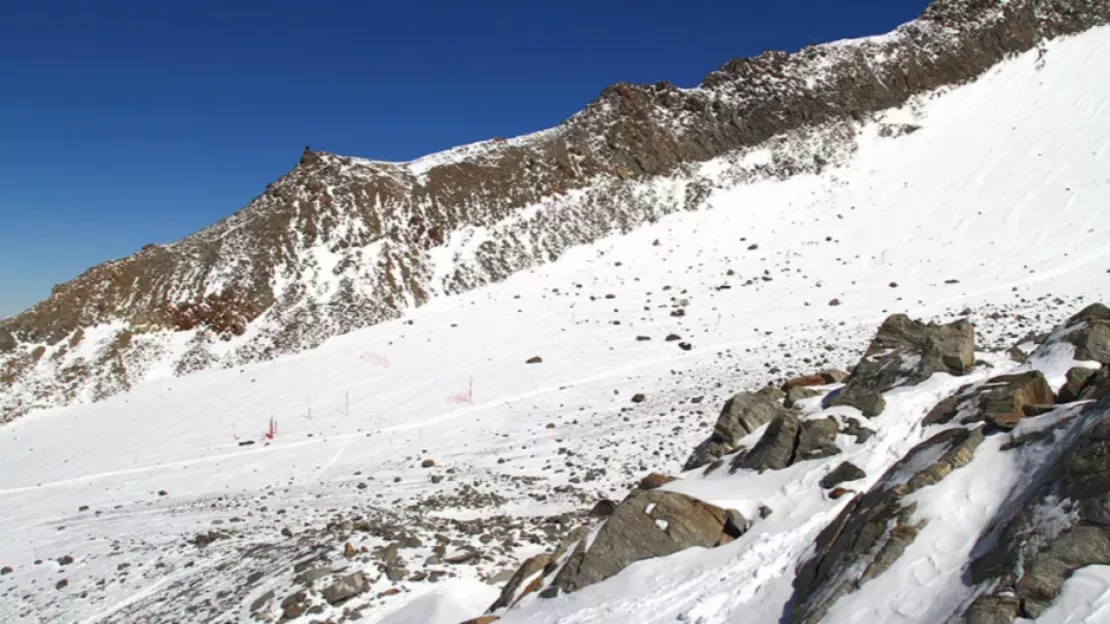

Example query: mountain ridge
[2,0,1108,421]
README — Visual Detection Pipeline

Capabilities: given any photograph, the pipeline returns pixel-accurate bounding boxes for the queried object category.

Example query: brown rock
[637,473,677,490]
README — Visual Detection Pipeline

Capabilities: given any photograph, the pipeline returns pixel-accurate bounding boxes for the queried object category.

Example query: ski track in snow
[1,25,1110,624]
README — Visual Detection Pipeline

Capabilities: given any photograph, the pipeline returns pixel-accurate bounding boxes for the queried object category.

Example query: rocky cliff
[2,0,1107,421]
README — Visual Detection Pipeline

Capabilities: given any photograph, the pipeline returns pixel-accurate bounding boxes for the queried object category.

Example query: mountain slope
[0,18,1109,624]
[2,0,1107,422]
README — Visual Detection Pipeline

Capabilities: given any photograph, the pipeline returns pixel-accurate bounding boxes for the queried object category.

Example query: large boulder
[684,388,794,470]
[827,314,975,417]
[731,414,840,473]
[789,426,984,624]
[733,412,801,472]
[924,370,1055,429]
[1059,366,1098,402]
[1030,303,1110,364]
[550,490,745,595]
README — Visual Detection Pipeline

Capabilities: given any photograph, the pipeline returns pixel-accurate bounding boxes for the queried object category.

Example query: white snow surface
[1,25,1110,624]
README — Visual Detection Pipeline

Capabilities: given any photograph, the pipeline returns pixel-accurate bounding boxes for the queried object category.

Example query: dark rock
[1059,366,1098,402]
[734,412,800,473]
[631,393,646,403]
[828,298,841,306]
[840,417,875,444]
[57,555,74,566]
[790,426,984,624]
[1030,303,1110,364]
[665,334,681,342]
[820,462,866,489]
[250,590,275,613]
[828,487,852,500]
[489,554,551,611]
[0,566,11,575]
[55,579,68,590]
[759,505,773,519]
[684,390,795,470]
[678,342,693,351]
[526,356,543,364]
[828,314,975,417]
[551,490,741,594]
[589,499,617,519]
[964,396,1110,619]
[924,370,1055,429]
[794,417,840,462]
[421,458,436,468]
[637,473,677,490]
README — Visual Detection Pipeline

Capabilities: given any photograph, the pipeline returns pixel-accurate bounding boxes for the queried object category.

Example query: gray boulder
[1030,303,1110,364]
[684,388,794,470]
[731,414,840,474]
[551,490,744,595]
[827,314,975,417]
[733,412,801,472]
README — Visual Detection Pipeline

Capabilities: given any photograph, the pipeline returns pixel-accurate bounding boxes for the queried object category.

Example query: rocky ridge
[3,0,1108,421]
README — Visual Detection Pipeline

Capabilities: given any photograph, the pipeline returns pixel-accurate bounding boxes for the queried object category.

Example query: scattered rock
[526,356,543,364]
[57,555,74,566]
[924,370,1055,429]
[631,393,646,403]
[421,459,436,468]
[828,299,841,307]
[55,579,68,590]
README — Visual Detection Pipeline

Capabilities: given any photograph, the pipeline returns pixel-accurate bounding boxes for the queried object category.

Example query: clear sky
[0,0,930,319]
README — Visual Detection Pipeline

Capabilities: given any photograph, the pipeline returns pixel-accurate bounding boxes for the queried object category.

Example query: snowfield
[2,24,1110,624]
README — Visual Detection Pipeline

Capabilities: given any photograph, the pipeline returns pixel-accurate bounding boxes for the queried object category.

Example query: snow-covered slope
[2,0,1107,423]
[1,21,1109,624]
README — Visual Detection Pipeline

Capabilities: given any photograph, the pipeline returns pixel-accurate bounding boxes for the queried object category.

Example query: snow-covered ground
[1,24,1109,624]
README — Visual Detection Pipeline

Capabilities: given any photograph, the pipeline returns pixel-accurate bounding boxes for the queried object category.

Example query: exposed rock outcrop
[962,391,1110,620]
[549,490,745,595]
[827,314,975,417]
[924,370,1055,429]
[685,388,794,470]
[788,426,984,624]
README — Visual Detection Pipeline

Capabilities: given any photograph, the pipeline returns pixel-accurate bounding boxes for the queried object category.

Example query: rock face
[1058,366,1098,402]
[788,426,984,624]
[1031,303,1110,364]
[730,414,841,473]
[963,392,1110,620]
[550,490,744,595]
[3,1,1108,422]
[924,370,1055,429]
[684,389,794,470]
[827,314,975,417]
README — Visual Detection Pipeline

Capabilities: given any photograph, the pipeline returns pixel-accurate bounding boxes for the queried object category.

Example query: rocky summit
[2,1,1110,624]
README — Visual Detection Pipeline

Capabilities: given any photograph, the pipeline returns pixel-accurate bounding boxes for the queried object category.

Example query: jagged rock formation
[788,426,985,624]
[684,388,794,470]
[2,0,1108,422]
[827,314,976,417]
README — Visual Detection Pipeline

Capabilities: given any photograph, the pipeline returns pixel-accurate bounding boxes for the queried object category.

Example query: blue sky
[0,0,930,319]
